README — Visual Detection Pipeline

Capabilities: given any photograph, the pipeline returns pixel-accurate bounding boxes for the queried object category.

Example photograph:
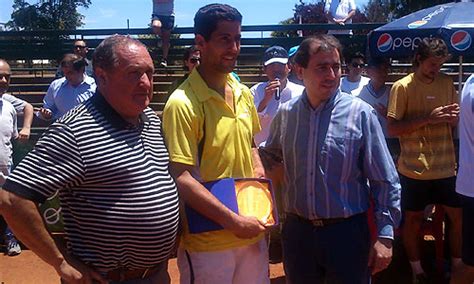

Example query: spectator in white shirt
[324,0,356,35]
[340,52,369,96]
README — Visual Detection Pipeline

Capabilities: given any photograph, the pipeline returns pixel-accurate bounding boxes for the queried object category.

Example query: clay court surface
[0,250,286,284]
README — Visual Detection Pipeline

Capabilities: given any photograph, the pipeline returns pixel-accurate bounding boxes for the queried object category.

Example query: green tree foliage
[272,0,368,38]
[363,0,393,22]
[7,0,91,31]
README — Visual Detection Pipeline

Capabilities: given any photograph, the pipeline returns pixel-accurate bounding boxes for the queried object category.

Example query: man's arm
[252,141,265,179]
[18,102,33,141]
[343,9,356,23]
[170,162,266,239]
[0,190,106,284]
[387,103,460,137]
[363,109,402,274]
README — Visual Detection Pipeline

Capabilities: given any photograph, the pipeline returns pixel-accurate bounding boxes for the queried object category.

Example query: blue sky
[0,0,369,30]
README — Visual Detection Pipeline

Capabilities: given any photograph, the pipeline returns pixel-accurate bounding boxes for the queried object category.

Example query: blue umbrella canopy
[368,2,474,58]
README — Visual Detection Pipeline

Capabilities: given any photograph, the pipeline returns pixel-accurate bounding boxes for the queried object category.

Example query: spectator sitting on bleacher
[0,59,24,256]
[287,45,303,86]
[168,46,200,95]
[340,52,370,96]
[0,59,34,142]
[38,54,96,121]
[55,40,94,78]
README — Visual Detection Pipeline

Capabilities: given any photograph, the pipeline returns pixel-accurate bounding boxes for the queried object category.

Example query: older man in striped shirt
[0,35,179,284]
[265,35,401,284]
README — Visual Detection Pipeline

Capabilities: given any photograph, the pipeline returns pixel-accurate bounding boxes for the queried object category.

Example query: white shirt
[456,74,474,197]
[357,82,391,138]
[324,0,356,35]
[251,79,304,147]
[340,75,370,96]
[0,97,17,177]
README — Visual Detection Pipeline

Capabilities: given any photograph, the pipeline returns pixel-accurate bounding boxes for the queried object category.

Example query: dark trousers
[282,213,371,284]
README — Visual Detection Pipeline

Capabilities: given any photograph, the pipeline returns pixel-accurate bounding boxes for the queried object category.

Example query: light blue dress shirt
[266,89,401,238]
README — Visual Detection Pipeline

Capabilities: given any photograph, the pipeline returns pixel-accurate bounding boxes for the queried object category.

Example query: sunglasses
[351,63,365,68]
[74,45,87,49]
[189,57,200,64]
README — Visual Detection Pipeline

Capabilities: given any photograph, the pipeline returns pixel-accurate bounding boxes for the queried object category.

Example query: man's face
[73,41,88,58]
[96,43,154,120]
[197,20,241,74]
[185,50,201,72]
[347,57,365,78]
[0,61,11,94]
[264,62,290,81]
[367,64,389,84]
[417,55,446,81]
[61,65,83,84]
[298,48,341,102]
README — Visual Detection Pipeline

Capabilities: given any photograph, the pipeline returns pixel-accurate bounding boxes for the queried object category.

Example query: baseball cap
[263,46,288,66]
[288,45,299,58]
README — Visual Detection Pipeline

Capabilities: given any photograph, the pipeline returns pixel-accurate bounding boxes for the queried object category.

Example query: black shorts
[461,195,474,266]
[151,15,175,31]
[400,174,461,211]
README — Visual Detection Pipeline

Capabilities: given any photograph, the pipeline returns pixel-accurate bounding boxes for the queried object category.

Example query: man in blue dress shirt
[265,35,401,284]
[38,53,96,121]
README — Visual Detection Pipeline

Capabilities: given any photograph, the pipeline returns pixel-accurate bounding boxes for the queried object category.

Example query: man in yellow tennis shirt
[162,3,269,284]
[388,38,462,283]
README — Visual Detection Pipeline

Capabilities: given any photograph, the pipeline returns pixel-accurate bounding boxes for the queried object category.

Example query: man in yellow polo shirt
[162,4,269,284]
[387,38,461,283]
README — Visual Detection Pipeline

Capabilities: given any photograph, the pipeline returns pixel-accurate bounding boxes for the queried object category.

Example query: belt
[287,213,364,227]
[105,263,164,282]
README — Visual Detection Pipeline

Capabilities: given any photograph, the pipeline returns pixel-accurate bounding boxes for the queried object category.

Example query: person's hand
[428,103,459,124]
[38,108,52,120]
[17,127,31,142]
[56,256,108,284]
[368,238,393,275]
[264,79,281,99]
[228,215,267,239]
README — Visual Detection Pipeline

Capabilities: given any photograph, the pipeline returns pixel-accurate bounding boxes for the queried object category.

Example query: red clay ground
[0,250,285,284]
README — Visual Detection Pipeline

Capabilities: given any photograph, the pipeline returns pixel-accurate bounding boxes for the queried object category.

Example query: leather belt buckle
[311,219,325,227]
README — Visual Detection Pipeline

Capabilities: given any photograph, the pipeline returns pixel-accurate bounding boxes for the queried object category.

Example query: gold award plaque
[235,180,275,226]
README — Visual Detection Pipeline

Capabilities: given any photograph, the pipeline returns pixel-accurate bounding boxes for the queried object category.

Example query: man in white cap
[251,46,304,147]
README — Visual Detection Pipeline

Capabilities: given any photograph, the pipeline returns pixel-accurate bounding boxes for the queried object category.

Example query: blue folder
[185,178,239,234]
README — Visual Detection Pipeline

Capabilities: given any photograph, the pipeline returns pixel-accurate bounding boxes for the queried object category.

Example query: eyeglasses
[74,45,87,49]
[189,57,200,64]
[351,63,365,68]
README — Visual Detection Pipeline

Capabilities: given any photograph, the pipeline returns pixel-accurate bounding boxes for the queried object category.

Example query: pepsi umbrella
[368,2,474,91]
[368,2,474,58]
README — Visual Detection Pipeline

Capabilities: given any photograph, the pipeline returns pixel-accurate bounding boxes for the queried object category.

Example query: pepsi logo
[451,30,472,52]
[408,20,428,29]
[377,33,393,53]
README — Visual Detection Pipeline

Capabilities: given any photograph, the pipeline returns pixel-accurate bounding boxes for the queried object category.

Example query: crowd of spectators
[1,2,474,284]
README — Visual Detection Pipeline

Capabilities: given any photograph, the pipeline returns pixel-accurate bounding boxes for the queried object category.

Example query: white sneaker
[6,238,21,256]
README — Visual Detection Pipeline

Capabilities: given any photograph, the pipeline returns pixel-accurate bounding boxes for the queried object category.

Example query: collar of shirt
[301,88,340,112]
[91,92,150,129]
[188,68,244,104]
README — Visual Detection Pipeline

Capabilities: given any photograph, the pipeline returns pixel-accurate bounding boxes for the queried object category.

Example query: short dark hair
[194,3,242,41]
[413,37,450,68]
[347,51,365,63]
[367,57,390,68]
[294,35,342,69]
[61,53,86,71]
[183,46,200,61]
[93,34,146,72]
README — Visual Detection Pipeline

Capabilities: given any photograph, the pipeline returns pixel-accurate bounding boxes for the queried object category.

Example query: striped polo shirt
[388,73,457,180]
[3,93,180,270]
[266,90,401,238]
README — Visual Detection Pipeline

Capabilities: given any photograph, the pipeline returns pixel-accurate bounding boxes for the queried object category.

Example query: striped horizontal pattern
[3,94,179,270]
